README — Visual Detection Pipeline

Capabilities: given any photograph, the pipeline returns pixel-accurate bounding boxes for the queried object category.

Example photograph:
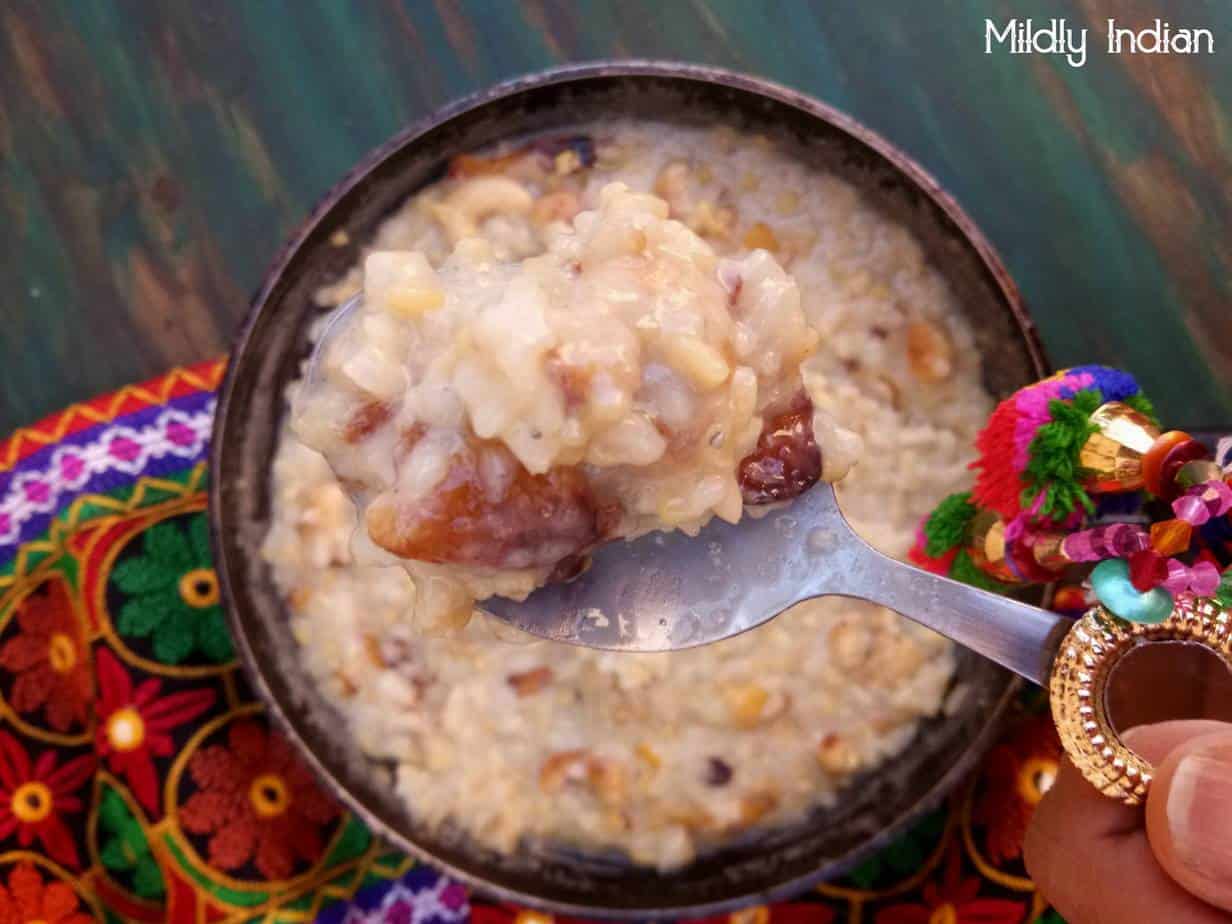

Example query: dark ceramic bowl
[209,62,1049,918]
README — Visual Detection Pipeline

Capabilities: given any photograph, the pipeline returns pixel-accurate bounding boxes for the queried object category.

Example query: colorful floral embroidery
[0,579,91,733]
[0,731,93,869]
[97,786,164,899]
[874,846,1026,924]
[179,719,339,880]
[842,807,946,890]
[95,647,214,815]
[0,862,93,924]
[111,514,232,665]
[974,715,1062,865]
[0,360,1076,922]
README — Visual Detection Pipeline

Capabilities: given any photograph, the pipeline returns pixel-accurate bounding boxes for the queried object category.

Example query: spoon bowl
[304,293,361,392]
[481,481,1070,681]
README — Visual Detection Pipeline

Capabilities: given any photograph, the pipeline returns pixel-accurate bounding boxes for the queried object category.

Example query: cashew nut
[430,176,534,243]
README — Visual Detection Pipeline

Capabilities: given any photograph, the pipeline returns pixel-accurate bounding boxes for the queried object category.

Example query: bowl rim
[209,59,1048,917]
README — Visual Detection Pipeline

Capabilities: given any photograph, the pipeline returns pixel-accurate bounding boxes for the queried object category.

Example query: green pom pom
[948,550,1017,594]
[923,492,979,557]
[1124,392,1159,427]
[1020,389,1101,519]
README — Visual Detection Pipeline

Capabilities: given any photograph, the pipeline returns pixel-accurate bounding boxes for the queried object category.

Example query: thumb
[1144,721,1232,912]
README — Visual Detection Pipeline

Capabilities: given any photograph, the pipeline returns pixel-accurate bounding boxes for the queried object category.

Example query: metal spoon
[482,481,1072,684]
[303,299,1231,803]
[305,294,362,388]
[308,297,1068,681]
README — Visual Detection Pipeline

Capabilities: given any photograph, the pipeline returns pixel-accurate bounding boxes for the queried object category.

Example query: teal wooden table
[1,0,1229,434]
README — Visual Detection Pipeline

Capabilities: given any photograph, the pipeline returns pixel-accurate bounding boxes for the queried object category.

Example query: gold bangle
[1050,596,1232,804]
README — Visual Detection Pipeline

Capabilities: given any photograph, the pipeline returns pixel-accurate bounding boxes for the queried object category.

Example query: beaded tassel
[907,366,1232,625]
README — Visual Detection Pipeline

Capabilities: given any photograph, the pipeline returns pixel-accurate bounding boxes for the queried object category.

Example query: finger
[1145,724,1232,911]
[1123,720,1232,763]
[1025,721,1231,924]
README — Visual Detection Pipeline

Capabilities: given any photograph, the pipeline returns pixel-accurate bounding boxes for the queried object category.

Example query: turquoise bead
[1090,559,1174,624]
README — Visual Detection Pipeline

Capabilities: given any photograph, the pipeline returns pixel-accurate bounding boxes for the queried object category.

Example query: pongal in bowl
[260,118,992,870]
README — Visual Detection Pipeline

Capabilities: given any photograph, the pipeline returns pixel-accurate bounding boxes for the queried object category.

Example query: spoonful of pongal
[295,182,864,628]
[295,182,1063,678]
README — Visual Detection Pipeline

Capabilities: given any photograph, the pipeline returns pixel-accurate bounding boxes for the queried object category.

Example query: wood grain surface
[1,0,1229,434]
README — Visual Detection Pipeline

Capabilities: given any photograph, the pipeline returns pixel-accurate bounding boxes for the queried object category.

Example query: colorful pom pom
[908,523,959,576]
[922,492,980,557]
[1020,389,1102,520]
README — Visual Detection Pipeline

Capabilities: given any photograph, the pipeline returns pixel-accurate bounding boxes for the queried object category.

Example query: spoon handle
[824,537,1071,685]
[827,531,1232,806]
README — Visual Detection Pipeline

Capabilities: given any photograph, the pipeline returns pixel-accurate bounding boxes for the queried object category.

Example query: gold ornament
[968,510,1019,583]
[1028,530,1071,571]
[1078,401,1162,493]
[1051,596,1232,804]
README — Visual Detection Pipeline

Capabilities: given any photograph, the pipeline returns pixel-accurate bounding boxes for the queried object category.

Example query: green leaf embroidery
[111,556,174,595]
[153,607,197,664]
[133,854,166,899]
[145,520,193,572]
[100,836,133,872]
[117,592,173,637]
[98,788,165,898]
[197,609,234,663]
[98,786,131,830]
[112,514,233,666]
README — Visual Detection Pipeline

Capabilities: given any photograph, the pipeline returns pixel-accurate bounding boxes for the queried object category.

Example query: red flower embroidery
[875,845,1025,924]
[974,714,1062,864]
[0,862,93,924]
[94,647,215,816]
[179,720,339,880]
[0,731,94,869]
[0,579,91,733]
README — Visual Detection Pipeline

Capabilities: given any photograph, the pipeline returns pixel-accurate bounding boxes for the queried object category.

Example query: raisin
[737,391,822,504]
[366,442,605,570]
[343,401,393,443]
[705,757,733,786]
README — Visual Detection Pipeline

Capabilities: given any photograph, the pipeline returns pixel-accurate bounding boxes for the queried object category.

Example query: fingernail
[1167,741,1232,883]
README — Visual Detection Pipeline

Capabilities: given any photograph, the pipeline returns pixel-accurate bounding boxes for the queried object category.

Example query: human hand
[1025,720,1232,922]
